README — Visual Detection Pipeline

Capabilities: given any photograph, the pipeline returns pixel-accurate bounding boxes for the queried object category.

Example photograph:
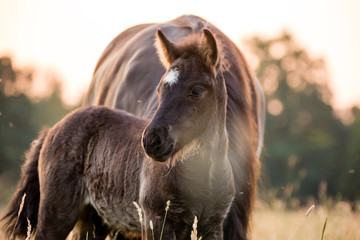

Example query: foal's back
[37,106,147,238]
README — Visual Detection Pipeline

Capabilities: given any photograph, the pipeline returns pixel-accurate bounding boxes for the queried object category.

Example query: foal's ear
[200,29,219,71]
[155,29,179,69]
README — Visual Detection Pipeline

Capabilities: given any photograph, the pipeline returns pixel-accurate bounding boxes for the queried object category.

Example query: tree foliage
[0,57,74,204]
[246,33,360,202]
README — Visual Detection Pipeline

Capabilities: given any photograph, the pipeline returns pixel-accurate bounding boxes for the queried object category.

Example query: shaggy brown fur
[1,34,236,238]
[85,15,265,240]
[2,15,265,240]
[1,106,147,239]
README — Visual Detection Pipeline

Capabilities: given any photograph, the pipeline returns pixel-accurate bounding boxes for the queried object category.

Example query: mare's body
[85,15,265,239]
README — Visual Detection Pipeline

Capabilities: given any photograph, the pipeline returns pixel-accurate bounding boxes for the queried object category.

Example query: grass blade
[321,218,327,240]
[150,220,155,240]
[160,200,170,240]
[133,202,144,240]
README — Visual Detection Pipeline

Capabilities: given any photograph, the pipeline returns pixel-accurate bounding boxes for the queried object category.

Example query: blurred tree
[245,33,354,202]
[0,56,74,205]
[340,107,360,201]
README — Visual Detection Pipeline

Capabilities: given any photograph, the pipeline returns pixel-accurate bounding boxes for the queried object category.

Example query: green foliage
[339,107,360,200]
[0,57,75,205]
[246,32,360,201]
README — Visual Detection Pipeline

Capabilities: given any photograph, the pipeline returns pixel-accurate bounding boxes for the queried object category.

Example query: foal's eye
[189,87,205,97]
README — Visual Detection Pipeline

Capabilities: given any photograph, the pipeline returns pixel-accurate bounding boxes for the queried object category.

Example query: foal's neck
[174,114,231,200]
[179,110,229,166]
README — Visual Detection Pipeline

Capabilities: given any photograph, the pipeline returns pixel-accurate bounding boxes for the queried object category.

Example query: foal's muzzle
[142,126,175,162]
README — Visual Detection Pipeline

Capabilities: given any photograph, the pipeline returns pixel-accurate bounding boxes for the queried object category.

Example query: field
[251,200,360,240]
[1,199,359,240]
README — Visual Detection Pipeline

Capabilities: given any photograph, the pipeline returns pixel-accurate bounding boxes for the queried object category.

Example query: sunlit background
[1,0,359,109]
[1,0,360,238]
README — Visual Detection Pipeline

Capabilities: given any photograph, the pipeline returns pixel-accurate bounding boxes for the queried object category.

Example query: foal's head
[142,29,227,162]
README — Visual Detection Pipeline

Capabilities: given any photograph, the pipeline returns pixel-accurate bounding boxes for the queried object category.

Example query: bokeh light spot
[269,41,287,60]
[267,99,284,116]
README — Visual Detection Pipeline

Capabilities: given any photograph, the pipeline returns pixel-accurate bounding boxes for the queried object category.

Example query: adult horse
[84,15,265,239]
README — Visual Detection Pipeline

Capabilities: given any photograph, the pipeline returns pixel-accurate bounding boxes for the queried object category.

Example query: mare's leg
[70,205,111,240]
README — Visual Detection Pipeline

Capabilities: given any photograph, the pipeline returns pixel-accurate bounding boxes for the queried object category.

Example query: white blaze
[163,69,179,86]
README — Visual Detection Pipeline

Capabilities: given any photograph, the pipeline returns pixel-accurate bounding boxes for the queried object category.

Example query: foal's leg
[144,216,176,240]
[34,165,85,240]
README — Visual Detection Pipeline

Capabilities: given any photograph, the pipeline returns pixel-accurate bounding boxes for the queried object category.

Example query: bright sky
[0,0,359,109]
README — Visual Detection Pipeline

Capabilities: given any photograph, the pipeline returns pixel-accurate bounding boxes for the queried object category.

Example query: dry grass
[251,200,360,240]
[190,216,202,240]
[1,200,359,239]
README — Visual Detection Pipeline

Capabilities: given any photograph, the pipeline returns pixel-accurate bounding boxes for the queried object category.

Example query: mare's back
[84,16,222,118]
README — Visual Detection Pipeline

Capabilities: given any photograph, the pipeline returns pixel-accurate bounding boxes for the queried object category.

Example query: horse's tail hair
[1,128,48,239]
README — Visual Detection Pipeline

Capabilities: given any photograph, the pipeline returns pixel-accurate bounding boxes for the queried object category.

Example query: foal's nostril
[151,133,162,147]
[142,126,175,161]
[143,129,163,150]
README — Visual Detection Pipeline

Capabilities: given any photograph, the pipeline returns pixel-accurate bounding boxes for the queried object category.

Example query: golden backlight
[0,0,359,109]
